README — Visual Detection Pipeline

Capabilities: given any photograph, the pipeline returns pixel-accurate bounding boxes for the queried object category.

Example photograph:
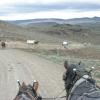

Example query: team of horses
[13,61,100,100]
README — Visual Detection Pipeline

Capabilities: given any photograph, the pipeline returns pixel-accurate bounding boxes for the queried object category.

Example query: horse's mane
[14,82,36,100]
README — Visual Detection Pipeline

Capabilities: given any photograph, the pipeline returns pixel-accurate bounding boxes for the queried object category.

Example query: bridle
[42,88,66,100]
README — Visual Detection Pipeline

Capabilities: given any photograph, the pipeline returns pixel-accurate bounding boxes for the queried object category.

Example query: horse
[14,81,42,100]
[27,40,39,48]
[34,41,39,45]
[62,41,68,48]
[1,41,6,48]
[27,40,39,45]
[63,61,100,100]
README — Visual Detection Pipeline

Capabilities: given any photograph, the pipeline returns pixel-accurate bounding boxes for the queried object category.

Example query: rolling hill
[0,20,64,43]
[0,20,29,41]
[0,17,100,44]
[8,17,100,25]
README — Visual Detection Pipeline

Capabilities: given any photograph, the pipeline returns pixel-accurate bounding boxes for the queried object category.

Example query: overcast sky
[0,0,100,20]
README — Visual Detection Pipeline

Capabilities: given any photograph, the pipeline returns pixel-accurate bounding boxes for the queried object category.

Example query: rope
[54,89,66,99]
[42,89,66,100]
[42,95,66,100]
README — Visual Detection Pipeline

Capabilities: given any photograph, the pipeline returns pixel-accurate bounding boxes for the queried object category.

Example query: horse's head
[63,62,100,100]
[14,82,36,100]
[63,61,93,94]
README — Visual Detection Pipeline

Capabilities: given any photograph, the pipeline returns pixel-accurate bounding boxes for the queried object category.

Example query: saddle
[77,91,100,100]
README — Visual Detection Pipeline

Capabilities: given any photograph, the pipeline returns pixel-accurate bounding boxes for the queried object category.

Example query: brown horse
[1,41,6,48]
[14,82,41,100]
[34,41,39,45]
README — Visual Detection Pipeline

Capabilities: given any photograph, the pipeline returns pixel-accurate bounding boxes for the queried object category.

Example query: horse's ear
[64,60,68,69]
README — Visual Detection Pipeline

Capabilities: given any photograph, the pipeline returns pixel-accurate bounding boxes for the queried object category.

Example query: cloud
[0,0,67,6]
[0,0,100,5]
[0,0,100,20]
[4,2,100,14]
[0,10,100,20]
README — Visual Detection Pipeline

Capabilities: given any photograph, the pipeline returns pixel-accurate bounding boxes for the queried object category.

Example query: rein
[42,89,66,100]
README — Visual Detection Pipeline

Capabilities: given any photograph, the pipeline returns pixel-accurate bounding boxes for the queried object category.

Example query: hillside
[23,22,99,44]
[0,20,64,43]
[0,18,99,44]
[7,17,100,44]
[0,20,29,41]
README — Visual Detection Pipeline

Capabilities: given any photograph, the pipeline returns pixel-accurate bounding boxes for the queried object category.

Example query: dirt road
[0,49,65,100]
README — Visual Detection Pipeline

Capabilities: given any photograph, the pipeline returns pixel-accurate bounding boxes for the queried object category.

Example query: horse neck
[68,75,96,99]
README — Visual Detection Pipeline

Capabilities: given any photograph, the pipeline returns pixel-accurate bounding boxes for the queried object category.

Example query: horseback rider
[32,80,42,100]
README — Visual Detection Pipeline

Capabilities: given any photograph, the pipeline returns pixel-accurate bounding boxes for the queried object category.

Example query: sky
[0,0,100,20]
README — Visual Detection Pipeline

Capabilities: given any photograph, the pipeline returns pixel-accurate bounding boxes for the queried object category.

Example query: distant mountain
[8,18,65,26]
[66,17,100,24]
[0,18,100,44]
[8,17,100,26]
[0,20,28,41]
[0,20,65,42]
